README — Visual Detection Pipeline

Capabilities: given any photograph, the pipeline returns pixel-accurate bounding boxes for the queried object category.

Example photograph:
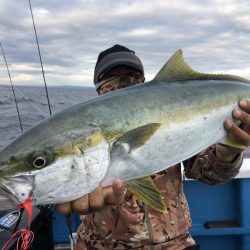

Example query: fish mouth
[0,175,34,211]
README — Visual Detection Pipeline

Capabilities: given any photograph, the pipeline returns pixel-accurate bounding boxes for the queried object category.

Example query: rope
[2,197,34,250]
[2,229,34,250]
[0,41,23,133]
[28,0,52,115]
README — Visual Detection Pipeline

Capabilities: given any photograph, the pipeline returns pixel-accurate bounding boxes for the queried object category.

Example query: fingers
[56,195,90,215]
[56,180,125,215]
[88,184,105,211]
[112,179,125,204]
[103,179,125,205]
[56,185,104,215]
[56,202,72,215]
[239,100,250,114]
[71,194,90,214]
[237,101,250,135]
[71,184,105,214]
[224,99,250,147]
[224,119,250,146]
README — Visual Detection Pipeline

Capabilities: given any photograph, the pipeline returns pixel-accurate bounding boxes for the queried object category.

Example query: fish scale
[0,49,249,212]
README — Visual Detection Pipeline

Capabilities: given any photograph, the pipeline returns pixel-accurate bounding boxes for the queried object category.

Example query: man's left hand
[216,100,250,162]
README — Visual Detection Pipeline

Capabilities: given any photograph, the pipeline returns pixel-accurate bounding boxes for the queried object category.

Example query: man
[57,44,250,249]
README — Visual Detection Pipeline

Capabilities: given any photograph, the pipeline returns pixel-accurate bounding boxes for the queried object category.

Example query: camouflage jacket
[75,146,243,250]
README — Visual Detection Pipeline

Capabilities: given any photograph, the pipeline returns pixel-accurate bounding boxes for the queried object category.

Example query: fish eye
[32,156,46,169]
[28,150,55,169]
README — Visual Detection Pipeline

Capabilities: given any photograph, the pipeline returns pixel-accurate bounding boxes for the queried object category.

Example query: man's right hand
[56,179,125,215]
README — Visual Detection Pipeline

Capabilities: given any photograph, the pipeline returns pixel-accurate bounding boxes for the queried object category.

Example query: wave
[0,85,97,149]
[17,97,34,103]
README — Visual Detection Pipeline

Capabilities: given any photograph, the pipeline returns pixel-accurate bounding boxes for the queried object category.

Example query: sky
[0,0,250,87]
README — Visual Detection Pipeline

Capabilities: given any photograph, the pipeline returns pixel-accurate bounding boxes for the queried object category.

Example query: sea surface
[0,85,97,149]
[0,85,97,247]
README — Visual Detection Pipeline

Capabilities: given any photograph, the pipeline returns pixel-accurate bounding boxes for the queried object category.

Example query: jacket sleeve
[183,145,244,185]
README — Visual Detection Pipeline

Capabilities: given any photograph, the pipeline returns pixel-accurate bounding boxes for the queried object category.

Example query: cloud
[0,0,250,87]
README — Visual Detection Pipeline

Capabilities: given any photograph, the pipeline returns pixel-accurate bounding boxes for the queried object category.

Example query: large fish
[0,50,249,212]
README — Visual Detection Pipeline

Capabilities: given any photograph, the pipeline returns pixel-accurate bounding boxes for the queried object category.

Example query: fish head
[0,140,54,210]
[0,124,110,210]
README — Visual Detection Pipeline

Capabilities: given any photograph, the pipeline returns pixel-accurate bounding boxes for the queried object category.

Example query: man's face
[97,66,145,95]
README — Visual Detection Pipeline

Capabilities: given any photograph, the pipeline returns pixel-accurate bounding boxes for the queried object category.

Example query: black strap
[66,213,73,240]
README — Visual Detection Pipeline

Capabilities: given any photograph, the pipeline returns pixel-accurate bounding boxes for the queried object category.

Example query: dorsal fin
[153,49,250,83]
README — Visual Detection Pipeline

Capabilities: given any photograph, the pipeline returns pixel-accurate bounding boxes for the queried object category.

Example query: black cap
[93,44,144,88]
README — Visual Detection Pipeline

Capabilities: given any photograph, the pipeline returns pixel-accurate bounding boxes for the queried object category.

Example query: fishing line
[0,41,23,133]
[28,0,52,115]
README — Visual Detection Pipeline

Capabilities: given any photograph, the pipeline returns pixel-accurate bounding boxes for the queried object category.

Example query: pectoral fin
[220,135,247,150]
[125,176,167,213]
[111,123,160,158]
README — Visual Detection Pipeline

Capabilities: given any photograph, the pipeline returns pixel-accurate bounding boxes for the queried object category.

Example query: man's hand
[56,179,125,215]
[216,100,250,162]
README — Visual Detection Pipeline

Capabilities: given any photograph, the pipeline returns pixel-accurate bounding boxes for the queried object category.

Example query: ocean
[0,85,97,149]
[0,85,97,247]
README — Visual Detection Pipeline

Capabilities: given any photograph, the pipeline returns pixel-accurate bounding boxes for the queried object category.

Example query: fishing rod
[28,0,52,116]
[0,41,23,133]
